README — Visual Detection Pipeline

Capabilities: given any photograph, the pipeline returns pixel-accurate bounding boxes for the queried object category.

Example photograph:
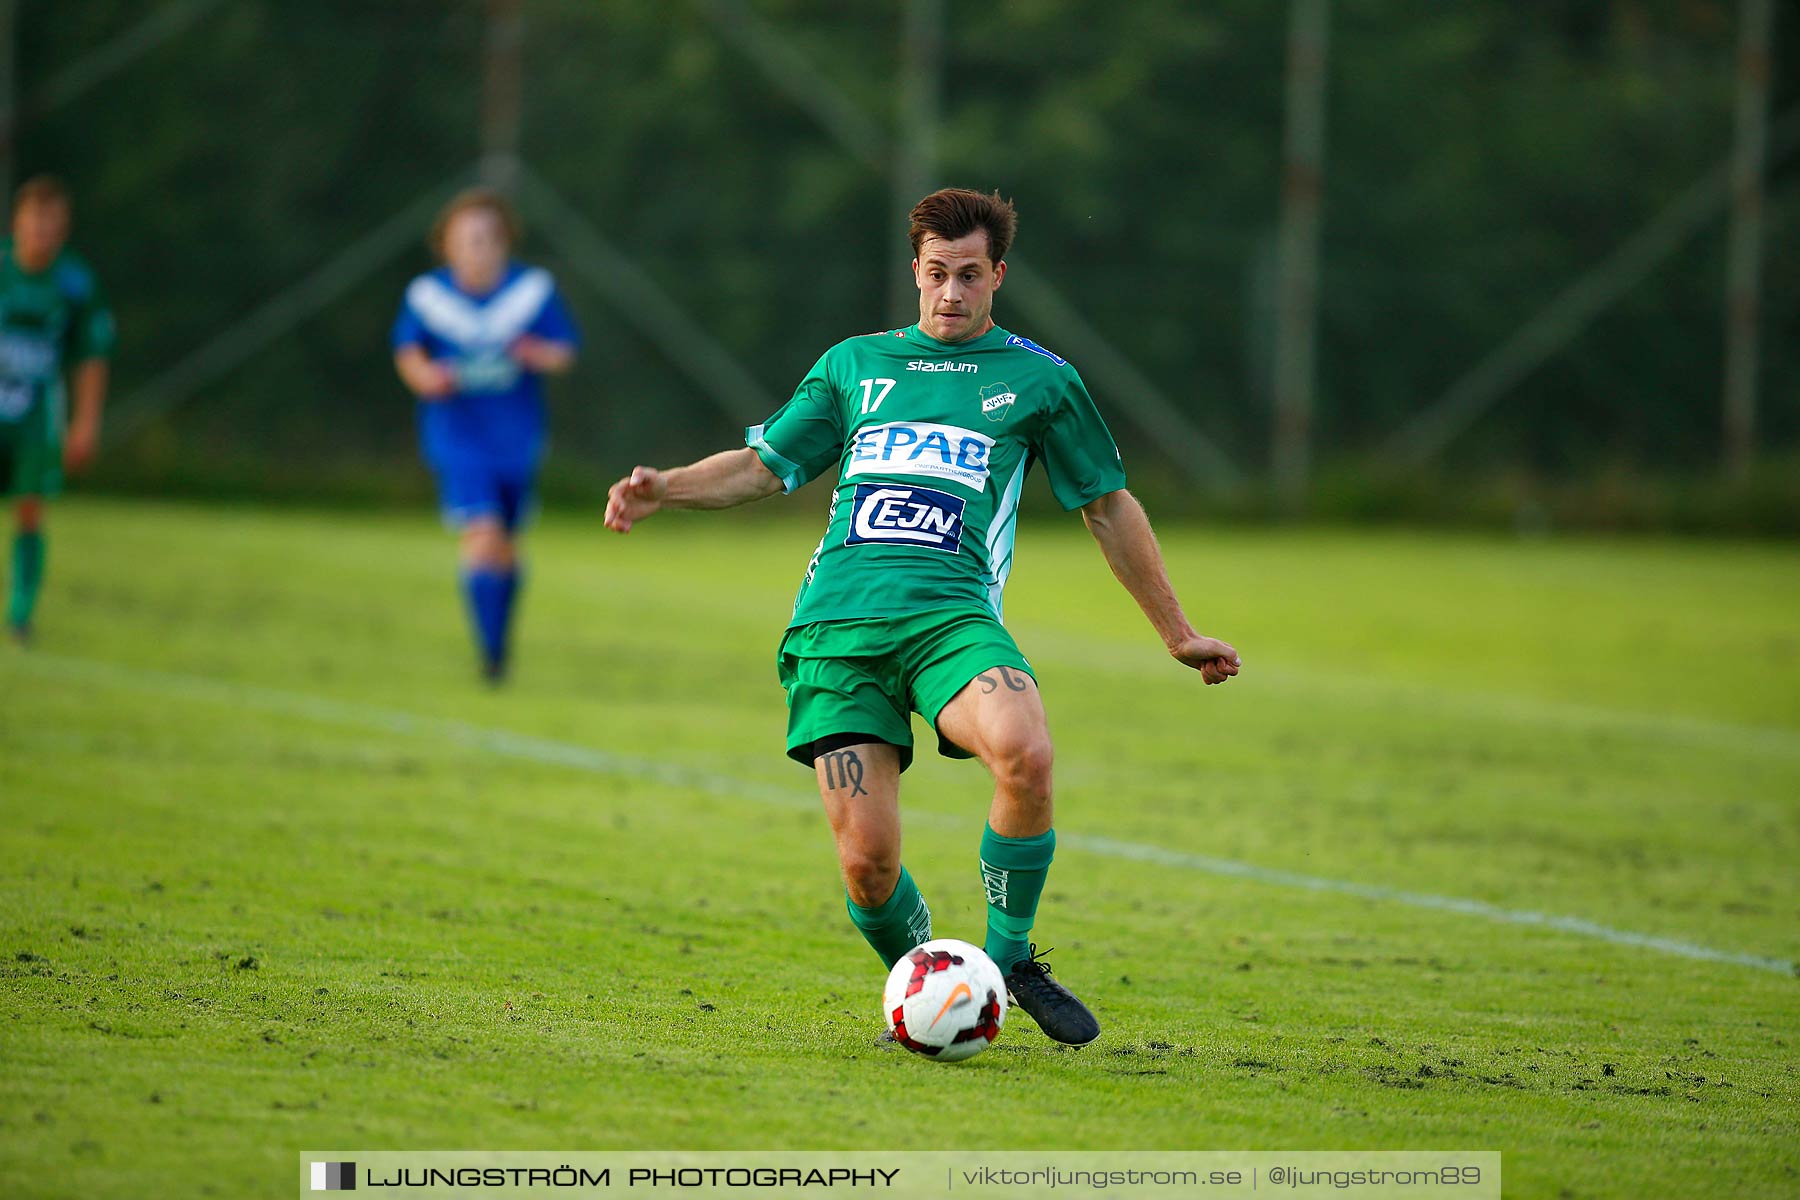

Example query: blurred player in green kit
[605,189,1239,1045]
[0,176,114,644]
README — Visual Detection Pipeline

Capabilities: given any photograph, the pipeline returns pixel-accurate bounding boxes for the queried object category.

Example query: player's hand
[62,424,98,474]
[604,466,667,533]
[411,361,458,399]
[509,335,574,374]
[1171,634,1240,685]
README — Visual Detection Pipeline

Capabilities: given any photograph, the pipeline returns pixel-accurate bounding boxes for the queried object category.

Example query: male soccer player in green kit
[604,189,1238,1045]
[0,176,113,644]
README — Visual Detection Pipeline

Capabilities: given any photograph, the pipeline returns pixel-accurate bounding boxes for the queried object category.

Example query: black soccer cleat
[7,622,29,648]
[1005,945,1100,1046]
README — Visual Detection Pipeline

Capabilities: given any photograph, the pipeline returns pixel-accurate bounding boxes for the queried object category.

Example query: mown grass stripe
[20,651,1795,978]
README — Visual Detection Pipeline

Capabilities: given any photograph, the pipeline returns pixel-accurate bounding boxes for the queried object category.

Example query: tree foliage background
[14,0,1798,523]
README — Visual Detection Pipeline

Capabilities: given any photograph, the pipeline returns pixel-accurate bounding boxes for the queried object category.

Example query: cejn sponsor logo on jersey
[906,359,977,373]
[846,421,995,491]
[845,483,965,554]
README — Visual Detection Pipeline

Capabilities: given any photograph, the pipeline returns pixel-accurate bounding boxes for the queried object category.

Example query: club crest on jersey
[846,421,995,491]
[979,382,1017,422]
[845,483,965,554]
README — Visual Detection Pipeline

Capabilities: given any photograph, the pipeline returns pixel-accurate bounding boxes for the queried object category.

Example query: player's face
[913,232,1005,343]
[442,207,510,293]
[11,198,69,274]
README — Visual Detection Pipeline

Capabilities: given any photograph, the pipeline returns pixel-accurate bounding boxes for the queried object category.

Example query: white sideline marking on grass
[15,653,809,810]
[18,652,1796,978]
[1063,834,1795,976]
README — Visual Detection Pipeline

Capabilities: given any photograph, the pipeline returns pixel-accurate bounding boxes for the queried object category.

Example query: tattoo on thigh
[995,665,1030,692]
[977,673,998,694]
[821,749,869,797]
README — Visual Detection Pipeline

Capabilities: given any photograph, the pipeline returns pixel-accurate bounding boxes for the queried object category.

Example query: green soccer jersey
[0,239,115,441]
[747,323,1127,628]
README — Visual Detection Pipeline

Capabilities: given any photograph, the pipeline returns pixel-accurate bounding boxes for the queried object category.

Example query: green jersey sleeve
[746,350,846,494]
[67,265,115,362]
[1037,369,1127,510]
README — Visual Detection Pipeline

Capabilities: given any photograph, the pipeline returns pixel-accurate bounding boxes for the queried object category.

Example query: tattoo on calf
[821,749,869,796]
[996,665,1030,692]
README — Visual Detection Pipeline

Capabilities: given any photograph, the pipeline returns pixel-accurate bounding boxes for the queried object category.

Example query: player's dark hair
[908,188,1017,266]
[13,175,70,214]
[428,187,521,259]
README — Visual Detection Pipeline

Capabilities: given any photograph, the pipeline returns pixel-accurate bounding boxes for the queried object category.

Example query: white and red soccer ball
[883,938,1006,1062]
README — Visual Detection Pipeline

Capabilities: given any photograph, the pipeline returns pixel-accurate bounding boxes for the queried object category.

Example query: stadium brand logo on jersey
[906,360,977,374]
[1005,334,1066,366]
[846,421,995,491]
[979,382,1017,422]
[845,483,965,554]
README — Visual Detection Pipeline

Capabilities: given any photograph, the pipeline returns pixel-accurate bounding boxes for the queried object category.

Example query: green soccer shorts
[777,606,1037,772]
[0,382,62,499]
[0,421,60,499]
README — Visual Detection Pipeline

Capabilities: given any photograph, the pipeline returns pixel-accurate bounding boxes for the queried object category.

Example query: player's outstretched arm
[1080,488,1240,685]
[604,448,783,533]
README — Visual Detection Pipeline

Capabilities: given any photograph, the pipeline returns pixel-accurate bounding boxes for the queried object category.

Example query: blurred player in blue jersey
[392,188,579,683]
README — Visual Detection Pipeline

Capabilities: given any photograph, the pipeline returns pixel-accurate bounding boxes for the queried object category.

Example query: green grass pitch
[2,497,1796,1198]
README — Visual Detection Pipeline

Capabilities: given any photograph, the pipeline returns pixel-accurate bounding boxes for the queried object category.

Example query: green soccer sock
[7,530,44,630]
[845,865,933,969]
[980,824,1056,973]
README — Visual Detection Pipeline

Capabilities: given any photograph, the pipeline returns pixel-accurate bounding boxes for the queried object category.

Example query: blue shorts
[432,460,536,533]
